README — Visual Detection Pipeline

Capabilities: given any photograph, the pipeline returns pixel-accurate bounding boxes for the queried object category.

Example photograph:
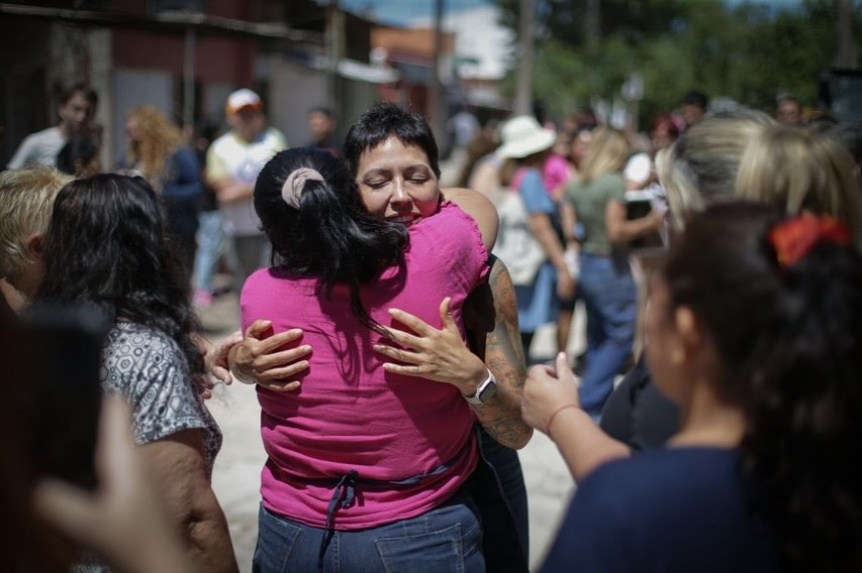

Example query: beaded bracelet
[545,404,580,437]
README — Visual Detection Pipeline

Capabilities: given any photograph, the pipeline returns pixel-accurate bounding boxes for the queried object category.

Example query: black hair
[35,174,203,377]
[254,147,409,333]
[57,82,90,106]
[343,102,440,179]
[681,90,709,109]
[662,201,862,571]
[55,134,99,176]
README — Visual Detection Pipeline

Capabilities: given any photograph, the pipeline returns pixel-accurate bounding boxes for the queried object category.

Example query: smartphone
[626,189,667,252]
[21,304,109,490]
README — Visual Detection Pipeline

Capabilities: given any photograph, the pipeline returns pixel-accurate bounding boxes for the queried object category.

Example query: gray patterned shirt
[77,323,223,572]
[101,322,222,477]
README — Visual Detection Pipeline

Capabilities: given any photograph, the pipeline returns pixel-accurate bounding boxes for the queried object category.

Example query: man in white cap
[204,88,287,299]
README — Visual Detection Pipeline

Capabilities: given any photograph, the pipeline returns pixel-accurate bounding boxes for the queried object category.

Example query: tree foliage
[496,0,862,125]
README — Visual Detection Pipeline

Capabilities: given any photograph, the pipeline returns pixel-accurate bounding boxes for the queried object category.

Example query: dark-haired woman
[529,202,862,572]
[244,143,496,572]
[35,175,237,573]
[55,134,101,177]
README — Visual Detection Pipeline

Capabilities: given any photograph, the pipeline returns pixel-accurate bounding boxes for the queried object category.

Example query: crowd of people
[2,79,862,573]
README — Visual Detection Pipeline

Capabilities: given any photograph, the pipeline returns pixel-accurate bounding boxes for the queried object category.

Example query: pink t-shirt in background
[543,153,574,199]
[241,201,489,530]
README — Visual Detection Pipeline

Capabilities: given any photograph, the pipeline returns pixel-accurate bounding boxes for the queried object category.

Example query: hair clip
[768,212,851,267]
[282,167,324,209]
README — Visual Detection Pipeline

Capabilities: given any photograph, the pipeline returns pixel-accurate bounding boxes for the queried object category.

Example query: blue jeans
[578,253,637,418]
[192,210,225,293]
[253,495,484,573]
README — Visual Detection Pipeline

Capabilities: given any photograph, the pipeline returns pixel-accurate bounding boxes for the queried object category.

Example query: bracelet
[545,403,580,437]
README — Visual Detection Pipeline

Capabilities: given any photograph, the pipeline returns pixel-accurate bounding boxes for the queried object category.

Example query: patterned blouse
[101,321,222,477]
[77,322,223,573]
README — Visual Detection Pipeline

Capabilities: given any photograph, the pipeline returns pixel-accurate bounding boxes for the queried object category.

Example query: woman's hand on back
[227,320,311,392]
[374,297,489,397]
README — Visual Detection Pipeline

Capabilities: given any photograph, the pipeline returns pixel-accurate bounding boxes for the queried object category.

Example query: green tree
[495,0,862,125]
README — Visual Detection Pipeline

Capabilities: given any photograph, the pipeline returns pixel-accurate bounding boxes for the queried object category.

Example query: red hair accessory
[768,213,852,267]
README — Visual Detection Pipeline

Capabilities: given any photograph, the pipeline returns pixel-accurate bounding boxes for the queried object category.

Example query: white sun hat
[496,115,557,159]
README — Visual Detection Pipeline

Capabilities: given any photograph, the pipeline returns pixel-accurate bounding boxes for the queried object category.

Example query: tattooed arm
[466,256,533,449]
[376,256,533,450]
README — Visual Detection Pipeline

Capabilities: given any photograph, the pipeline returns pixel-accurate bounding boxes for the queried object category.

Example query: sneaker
[194,289,214,307]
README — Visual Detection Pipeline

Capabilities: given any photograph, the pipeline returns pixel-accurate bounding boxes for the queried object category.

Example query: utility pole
[429,0,446,142]
[585,0,600,46]
[326,0,345,114]
[514,0,534,115]
[836,0,857,69]
[183,25,196,128]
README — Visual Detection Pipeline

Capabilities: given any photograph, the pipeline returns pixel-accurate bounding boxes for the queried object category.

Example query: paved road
[200,287,580,572]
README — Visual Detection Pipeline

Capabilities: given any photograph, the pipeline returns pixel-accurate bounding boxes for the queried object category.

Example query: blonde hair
[0,168,73,276]
[735,125,862,241]
[126,105,181,180]
[578,127,630,184]
[657,110,776,228]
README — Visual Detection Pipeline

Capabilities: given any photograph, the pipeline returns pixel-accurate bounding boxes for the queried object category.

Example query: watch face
[478,380,497,403]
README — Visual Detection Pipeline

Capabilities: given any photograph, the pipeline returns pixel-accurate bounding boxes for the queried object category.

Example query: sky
[338,0,805,27]
[338,0,493,26]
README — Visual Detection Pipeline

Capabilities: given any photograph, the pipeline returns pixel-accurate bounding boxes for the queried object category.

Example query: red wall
[113,30,254,87]
[111,0,255,86]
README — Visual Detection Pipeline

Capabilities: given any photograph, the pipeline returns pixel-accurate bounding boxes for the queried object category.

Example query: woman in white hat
[495,115,576,362]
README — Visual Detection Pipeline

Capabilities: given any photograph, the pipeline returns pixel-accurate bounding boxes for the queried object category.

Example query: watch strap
[464,370,496,405]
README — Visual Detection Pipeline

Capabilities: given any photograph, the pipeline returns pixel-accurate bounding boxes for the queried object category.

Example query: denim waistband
[272,436,474,532]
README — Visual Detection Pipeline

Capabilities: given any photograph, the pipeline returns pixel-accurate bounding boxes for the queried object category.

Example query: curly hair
[125,105,182,182]
[254,148,409,333]
[35,174,203,377]
[663,201,862,571]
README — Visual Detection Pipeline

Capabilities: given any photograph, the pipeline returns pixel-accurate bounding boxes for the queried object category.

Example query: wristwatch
[464,370,498,406]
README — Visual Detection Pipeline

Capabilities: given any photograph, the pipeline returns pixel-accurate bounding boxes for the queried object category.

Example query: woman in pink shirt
[243,105,499,572]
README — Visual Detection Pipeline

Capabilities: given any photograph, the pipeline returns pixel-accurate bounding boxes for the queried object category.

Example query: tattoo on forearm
[472,258,532,448]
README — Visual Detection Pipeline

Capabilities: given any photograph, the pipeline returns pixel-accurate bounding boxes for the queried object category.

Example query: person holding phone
[1,295,195,573]
[564,127,664,420]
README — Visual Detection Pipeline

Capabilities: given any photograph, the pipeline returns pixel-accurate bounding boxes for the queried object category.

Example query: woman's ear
[24,232,45,259]
[673,305,704,365]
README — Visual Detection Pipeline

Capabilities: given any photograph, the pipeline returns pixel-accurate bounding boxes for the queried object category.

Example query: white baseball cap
[226,88,263,115]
